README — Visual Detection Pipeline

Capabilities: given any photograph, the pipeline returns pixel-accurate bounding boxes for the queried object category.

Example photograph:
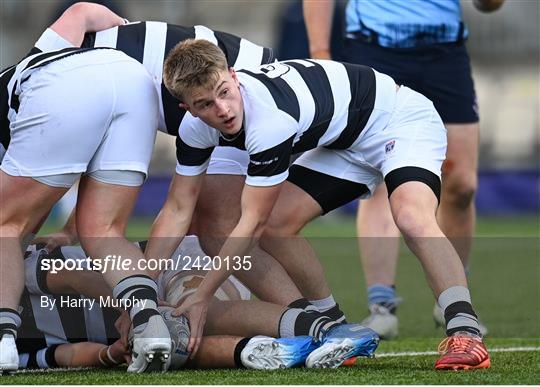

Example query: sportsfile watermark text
[40,254,252,274]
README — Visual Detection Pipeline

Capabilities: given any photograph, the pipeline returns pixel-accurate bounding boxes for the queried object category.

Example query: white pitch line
[376,346,540,358]
[7,347,540,374]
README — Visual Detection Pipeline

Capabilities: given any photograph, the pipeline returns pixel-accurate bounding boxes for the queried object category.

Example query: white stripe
[312,60,352,147]
[234,39,264,69]
[36,348,49,369]
[376,346,540,358]
[94,27,119,48]
[194,25,218,45]
[143,21,168,132]
[30,295,67,344]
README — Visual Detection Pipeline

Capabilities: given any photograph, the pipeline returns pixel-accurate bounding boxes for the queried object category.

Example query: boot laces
[438,335,476,355]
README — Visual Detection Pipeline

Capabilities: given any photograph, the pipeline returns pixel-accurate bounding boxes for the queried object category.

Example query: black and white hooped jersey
[17,245,120,368]
[176,59,398,186]
[35,22,275,138]
[0,47,110,165]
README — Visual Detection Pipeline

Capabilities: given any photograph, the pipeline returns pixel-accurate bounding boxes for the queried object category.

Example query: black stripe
[286,60,334,152]
[218,128,246,150]
[81,32,97,48]
[241,68,300,122]
[262,47,275,64]
[45,345,60,368]
[165,24,195,55]
[36,251,57,294]
[162,24,196,134]
[214,30,241,66]
[116,284,157,301]
[26,350,39,369]
[443,301,478,324]
[326,64,375,150]
[132,308,159,328]
[24,47,42,58]
[176,135,214,167]
[24,47,82,69]
[16,292,47,353]
[55,295,87,342]
[248,135,294,178]
[162,84,186,135]
[116,22,146,64]
[103,308,121,345]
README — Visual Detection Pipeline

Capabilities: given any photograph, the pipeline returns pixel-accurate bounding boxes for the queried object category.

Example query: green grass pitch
[4,215,538,384]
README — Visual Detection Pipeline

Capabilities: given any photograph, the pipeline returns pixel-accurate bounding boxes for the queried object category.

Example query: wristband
[98,347,109,367]
[107,346,121,365]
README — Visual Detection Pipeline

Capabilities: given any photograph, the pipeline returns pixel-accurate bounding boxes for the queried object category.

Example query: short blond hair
[163,39,228,101]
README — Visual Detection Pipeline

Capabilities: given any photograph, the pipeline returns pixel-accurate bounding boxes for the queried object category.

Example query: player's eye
[220,89,229,97]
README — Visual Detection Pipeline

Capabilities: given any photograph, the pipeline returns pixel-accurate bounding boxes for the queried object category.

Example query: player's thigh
[75,175,141,235]
[267,148,372,234]
[86,56,159,179]
[0,171,67,235]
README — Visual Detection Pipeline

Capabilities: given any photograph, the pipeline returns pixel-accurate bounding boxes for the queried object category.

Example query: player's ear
[229,67,239,85]
[179,102,191,113]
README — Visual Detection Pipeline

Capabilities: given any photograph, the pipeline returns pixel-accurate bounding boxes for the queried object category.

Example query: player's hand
[114,310,132,347]
[172,293,210,358]
[32,230,78,252]
[108,338,131,365]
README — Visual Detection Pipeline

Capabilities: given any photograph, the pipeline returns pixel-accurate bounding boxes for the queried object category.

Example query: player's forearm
[303,0,335,58]
[54,342,124,368]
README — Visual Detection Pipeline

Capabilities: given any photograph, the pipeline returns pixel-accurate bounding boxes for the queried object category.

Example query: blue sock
[367,284,399,313]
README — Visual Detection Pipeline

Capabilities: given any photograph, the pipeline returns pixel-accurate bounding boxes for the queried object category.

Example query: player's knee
[264,214,304,237]
[443,173,477,210]
[392,204,432,238]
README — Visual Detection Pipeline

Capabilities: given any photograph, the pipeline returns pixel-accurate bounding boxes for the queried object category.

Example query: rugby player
[155,39,491,370]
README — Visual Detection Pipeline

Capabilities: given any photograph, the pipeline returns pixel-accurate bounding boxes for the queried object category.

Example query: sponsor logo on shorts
[385,140,396,155]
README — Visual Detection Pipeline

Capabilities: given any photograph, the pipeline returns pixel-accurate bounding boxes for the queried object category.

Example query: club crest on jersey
[385,140,396,155]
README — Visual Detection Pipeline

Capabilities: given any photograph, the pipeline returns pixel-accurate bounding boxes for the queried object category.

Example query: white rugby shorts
[1,50,158,183]
[293,85,447,198]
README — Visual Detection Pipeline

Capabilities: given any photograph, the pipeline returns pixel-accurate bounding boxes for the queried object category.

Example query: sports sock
[112,274,160,334]
[309,295,336,312]
[287,298,316,311]
[438,286,480,337]
[367,284,399,314]
[233,337,251,368]
[0,308,21,339]
[279,308,340,341]
[289,297,346,322]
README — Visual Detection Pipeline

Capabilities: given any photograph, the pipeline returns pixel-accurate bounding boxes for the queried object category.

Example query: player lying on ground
[153,39,491,370]
[16,238,378,370]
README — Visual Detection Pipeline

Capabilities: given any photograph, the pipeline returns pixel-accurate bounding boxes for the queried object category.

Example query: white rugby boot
[361,304,399,340]
[0,334,18,374]
[128,315,172,373]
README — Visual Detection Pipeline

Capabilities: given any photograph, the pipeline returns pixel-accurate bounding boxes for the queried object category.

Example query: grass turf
[4,339,539,384]
[18,215,538,384]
